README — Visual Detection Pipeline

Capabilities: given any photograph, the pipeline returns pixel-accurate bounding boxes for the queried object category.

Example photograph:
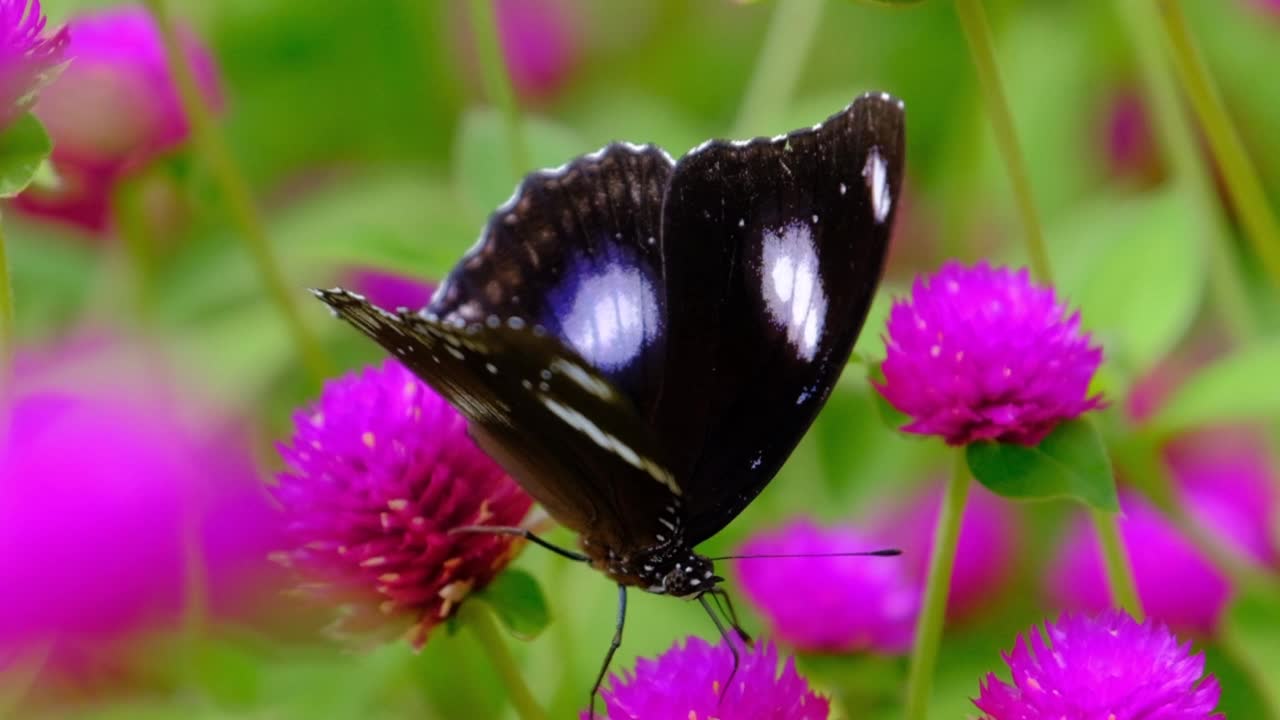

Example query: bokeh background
[4,0,1280,718]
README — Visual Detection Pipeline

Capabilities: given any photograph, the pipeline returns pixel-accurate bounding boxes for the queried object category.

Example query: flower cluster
[735,484,1019,654]
[589,637,829,720]
[975,611,1222,719]
[877,261,1103,446]
[273,359,532,647]
[1,336,280,670]
[17,4,221,232]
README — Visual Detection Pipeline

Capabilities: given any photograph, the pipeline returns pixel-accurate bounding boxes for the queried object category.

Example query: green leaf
[966,418,1118,511]
[1150,340,1280,435]
[453,109,586,215]
[1049,189,1202,375]
[473,569,550,641]
[0,112,53,198]
[1221,583,1280,718]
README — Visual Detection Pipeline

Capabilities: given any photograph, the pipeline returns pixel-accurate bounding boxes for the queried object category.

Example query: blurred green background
[5,0,1280,718]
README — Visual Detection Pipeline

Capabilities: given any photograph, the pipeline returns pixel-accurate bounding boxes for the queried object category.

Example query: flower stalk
[1090,509,1145,621]
[141,0,331,383]
[467,0,528,179]
[1156,0,1280,289]
[1113,0,1258,340]
[732,0,826,137]
[459,601,548,720]
[903,451,971,720]
[952,0,1052,286]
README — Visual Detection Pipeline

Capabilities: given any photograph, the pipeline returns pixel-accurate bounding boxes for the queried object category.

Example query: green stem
[1090,509,1145,621]
[111,177,158,316]
[142,0,330,383]
[903,452,971,720]
[731,0,825,137]
[1157,0,1280,288]
[467,0,528,178]
[952,0,1052,285]
[0,213,13,441]
[1114,0,1257,340]
[1219,620,1280,720]
[459,601,548,720]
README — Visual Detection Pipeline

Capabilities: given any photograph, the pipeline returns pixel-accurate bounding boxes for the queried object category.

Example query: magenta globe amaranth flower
[736,520,918,653]
[17,4,222,232]
[0,340,282,671]
[496,0,578,102]
[872,483,1020,622]
[587,637,829,720]
[877,261,1103,446]
[1047,448,1276,635]
[274,359,533,648]
[0,0,67,128]
[974,611,1222,719]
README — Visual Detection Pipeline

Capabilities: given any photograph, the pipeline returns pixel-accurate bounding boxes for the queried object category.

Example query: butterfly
[314,90,905,714]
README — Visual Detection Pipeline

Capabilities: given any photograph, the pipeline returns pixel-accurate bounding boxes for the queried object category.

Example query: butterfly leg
[449,525,590,562]
[588,584,627,719]
[709,588,752,644]
[698,593,740,705]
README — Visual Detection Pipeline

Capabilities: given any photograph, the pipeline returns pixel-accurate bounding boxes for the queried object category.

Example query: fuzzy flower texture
[274,359,532,647]
[0,0,68,128]
[975,611,1222,719]
[878,261,1102,446]
[588,637,829,720]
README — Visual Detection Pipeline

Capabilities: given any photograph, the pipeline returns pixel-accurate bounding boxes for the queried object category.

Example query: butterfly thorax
[583,538,718,598]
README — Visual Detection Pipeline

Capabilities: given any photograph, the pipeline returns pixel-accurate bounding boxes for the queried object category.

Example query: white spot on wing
[559,263,659,371]
[761,220,827,362]
[862,146,892,223]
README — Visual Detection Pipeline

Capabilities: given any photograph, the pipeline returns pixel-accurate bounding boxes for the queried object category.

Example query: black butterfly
[314,91,905,713]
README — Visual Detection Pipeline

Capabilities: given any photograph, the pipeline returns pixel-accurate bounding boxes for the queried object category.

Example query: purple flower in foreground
[1048,447,1275,635]
[0,0,67,128]
[274,359,532,648]
[975,611,1222,719]
[0,339,281,671]
[737,520,917,653]
[17,4,220,233]
[587,637,829,720]
[877,261,1103,446]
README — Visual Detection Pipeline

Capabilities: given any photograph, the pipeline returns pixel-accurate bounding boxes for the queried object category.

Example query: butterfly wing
[429,143,674,420]
[314,289,680,552]
[654,92,906,544]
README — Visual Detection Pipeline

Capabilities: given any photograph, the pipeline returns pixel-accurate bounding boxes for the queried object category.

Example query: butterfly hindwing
[652,92,906,544]
[429,143,675,421]
[314,289,680,552]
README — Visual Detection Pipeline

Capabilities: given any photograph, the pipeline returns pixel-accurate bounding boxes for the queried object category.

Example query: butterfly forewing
[314,289,681,552]
[653,92,906,544]
[429,143,674,421]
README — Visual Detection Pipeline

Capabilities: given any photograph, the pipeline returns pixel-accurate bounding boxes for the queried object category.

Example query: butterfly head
[651,552,720,599]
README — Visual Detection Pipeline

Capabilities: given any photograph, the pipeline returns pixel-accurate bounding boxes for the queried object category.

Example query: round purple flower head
[18,4,221,232]
[974,610,1222,719]
[586,637,829,720]
[736,520,917,653]
[877,261,1103,446]
[0,0,67,128]
[274,359,533,648]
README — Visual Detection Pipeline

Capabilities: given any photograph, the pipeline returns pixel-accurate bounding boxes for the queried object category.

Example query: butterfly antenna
[708,548,901,560]
[449,525,591,563]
